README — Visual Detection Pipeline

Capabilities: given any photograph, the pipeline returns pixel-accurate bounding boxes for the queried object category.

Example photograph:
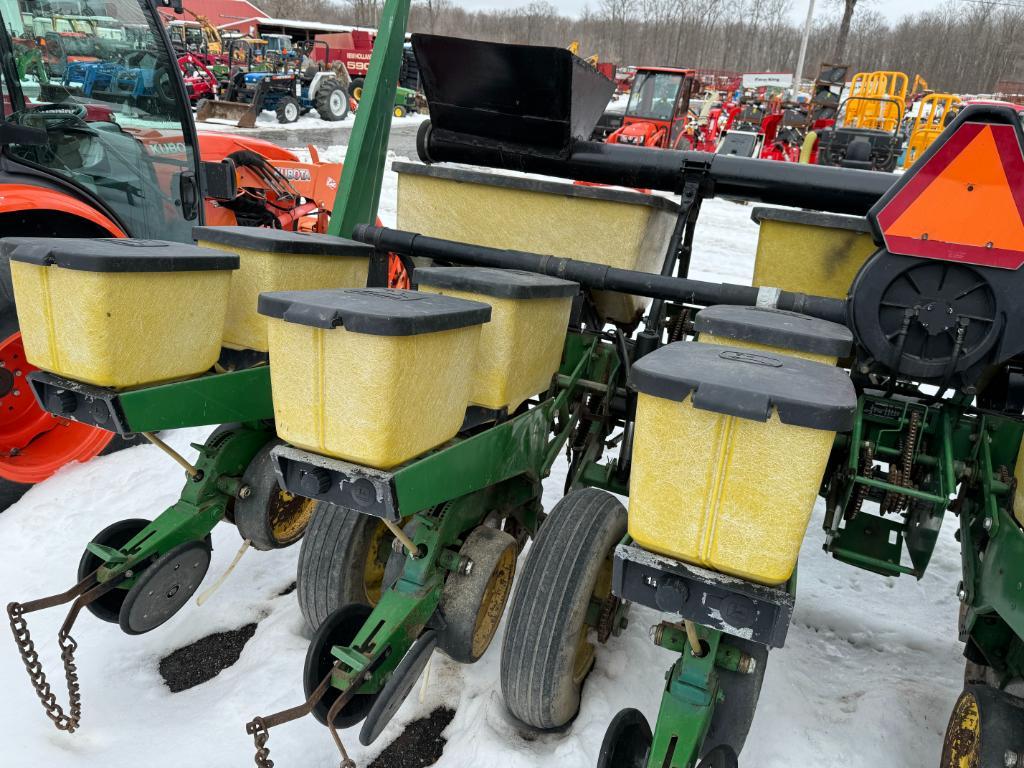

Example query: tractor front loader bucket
[196,97,261,129]
[196,79,270,129]
[412,33,614,155]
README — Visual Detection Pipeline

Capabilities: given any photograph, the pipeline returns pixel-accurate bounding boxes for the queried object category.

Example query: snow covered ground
[0,151,966,768]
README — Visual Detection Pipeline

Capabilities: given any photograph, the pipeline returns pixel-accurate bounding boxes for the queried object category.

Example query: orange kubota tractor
[0,0,400,508]
[604,66,702,150]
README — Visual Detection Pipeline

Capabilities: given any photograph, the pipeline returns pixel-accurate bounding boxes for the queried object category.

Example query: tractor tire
[500,488,627,730]
[297,502,396,631]
[349,77,365,101]
[314,79,349,121]
[393,104,407,119]
[941,684,1024,767]
[276,96,300,124]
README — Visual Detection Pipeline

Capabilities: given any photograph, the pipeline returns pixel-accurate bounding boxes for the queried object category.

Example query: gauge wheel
[276,96,300,124]
[437,526,518,664]
[233,439,314,550]
[297,502,396,630]
[500,487,626,729]
[941,684,1024,767]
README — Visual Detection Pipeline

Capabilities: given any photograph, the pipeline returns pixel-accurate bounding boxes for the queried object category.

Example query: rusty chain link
[247,659,374,768]
[7,602,83,732]
[6,570,125,733]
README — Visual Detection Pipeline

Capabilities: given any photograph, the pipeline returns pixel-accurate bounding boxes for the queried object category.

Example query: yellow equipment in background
[844,70,909,132]
[903,92,962,169]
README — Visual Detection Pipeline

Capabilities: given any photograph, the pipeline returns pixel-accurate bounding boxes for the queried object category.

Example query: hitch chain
[6,570,124,733]
[247,661,371,768]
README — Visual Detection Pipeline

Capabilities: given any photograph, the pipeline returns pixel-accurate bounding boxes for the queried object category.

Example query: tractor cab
[0,0,219,243]
[608,66,700,149]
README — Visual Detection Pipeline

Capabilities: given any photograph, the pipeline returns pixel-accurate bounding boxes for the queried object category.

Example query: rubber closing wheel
[598,708,652,768]
[78,518,150,624]
[702,636,768,758]
[305,602,378,728]
[941,684,1024,767]
[118,539,211,635]
[359,629,438,746]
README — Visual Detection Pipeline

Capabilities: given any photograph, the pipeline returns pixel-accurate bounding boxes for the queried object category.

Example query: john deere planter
[6,29,1024,768]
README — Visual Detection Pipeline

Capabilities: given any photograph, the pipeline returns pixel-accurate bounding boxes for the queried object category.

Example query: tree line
[253,0,1024,94]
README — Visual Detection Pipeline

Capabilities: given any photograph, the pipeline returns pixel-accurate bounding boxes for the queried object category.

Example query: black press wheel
[500,488,627,729]
[297,502,396,631]
[118,538,212,635]
[598,708,652,768]
[276,96,300,124]
[941,684,1024,767]
[78,517,151,624]
[304,602,378,728]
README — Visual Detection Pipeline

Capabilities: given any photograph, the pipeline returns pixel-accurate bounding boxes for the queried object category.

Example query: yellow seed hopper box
[5,238,238,389]
[395,161,678,325]
[259,288,491,469]
[695,305,854,366]
[414,267,578,411]
[628,342,857,585]
[751,207,878,299]
[193,226,374,353]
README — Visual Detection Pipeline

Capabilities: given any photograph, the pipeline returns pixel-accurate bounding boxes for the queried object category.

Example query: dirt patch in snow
[369,706,455,768]
[159,623,258,692]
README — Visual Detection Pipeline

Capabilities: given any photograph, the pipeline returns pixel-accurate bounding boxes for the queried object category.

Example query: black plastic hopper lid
[258,288,492,335]
[629,341,857,431]
[694,305,853,358]
[414,267,579,299]
[193,226,375,257]
[3,238,239,272]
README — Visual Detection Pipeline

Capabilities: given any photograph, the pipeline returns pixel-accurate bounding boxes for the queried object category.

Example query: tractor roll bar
[353,225,849,326]
[415,122,896,217]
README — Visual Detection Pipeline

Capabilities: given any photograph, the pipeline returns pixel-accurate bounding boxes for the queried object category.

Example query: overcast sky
[456,0,950,24]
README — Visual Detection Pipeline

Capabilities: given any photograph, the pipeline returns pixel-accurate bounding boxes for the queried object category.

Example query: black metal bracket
[612,541,795,648]
[27,371,130,434]
[271,444,401,521]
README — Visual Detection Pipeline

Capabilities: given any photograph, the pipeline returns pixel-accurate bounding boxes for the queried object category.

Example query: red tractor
[604,66,702,150]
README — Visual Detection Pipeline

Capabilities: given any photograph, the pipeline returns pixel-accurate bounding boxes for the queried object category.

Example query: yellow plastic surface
[420,286,571,410]
[11,262,231,389]
[267,319,482,469]
[397,171,676,324]
[753,217,876,299]
[628,393,836,585]
[698,333,837,366]
[197,241,369,352]
[1014,448,1024,528]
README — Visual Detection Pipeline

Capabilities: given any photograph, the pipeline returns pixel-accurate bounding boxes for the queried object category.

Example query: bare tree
[833,0,858,60]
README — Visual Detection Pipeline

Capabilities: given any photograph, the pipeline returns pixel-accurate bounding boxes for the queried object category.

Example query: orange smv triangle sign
[875,121,1024,270]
